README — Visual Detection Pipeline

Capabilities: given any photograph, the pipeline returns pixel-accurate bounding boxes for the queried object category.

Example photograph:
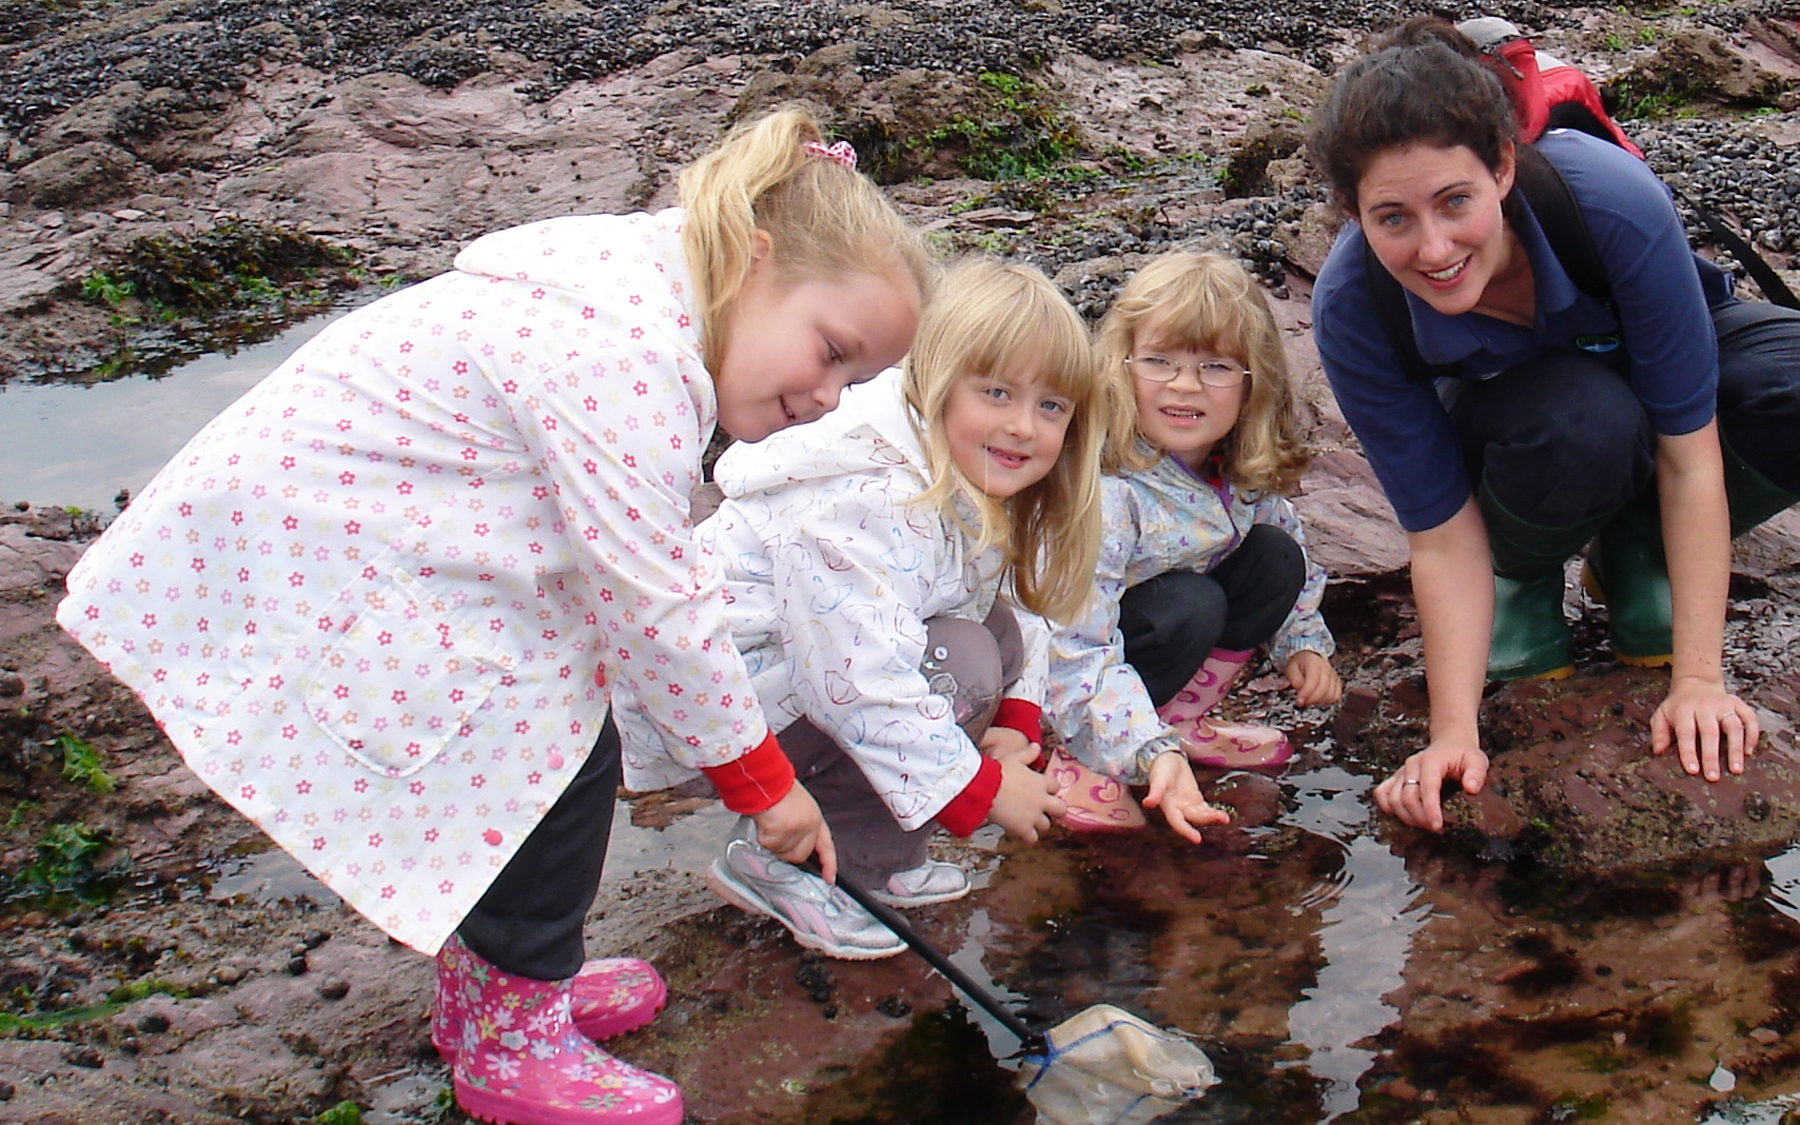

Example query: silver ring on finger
[1403,777,1422,786]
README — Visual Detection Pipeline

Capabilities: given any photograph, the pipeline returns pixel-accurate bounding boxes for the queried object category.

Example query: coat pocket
[301,568,516,778]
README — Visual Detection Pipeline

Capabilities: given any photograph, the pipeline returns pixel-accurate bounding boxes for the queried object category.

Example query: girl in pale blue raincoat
[1042,250,1341,836]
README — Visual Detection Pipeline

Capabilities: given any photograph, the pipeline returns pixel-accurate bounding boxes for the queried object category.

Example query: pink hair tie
[802,139,858,170]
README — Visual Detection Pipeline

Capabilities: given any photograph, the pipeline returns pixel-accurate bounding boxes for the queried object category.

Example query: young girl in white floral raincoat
[619,260,1107,959]
[55,111,931,1125]
[1041,251,1343,838]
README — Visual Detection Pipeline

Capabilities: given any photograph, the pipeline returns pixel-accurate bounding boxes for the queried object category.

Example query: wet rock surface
[1,0,1799,1122]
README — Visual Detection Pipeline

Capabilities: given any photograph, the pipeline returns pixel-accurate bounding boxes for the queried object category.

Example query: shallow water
[187,735,1800,1124]
[0,301,366,513]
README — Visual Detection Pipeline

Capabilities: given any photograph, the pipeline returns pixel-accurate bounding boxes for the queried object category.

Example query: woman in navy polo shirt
[1306,37,1800,831]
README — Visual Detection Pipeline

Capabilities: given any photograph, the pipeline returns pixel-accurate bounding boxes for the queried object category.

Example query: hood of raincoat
[712,366,929,498]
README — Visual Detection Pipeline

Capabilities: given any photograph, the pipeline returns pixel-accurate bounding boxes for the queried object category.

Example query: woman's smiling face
[1354,142,1518,318]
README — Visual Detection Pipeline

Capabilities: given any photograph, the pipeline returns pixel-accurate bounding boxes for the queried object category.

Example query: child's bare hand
[1141,751,1230,844]
[752,783,838,882]
[986,754,1065,842]
[979,726,1040,767]
[1286,650,1343,708]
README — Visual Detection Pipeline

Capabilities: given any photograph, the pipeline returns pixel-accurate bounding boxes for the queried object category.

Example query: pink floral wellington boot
[1045,746,1147,831]
[434,933,682,1125]
[433,942,669,1062]
[1155,649,1293,771]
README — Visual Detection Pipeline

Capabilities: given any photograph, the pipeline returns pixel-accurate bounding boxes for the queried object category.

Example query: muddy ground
[3,0,1800,1122]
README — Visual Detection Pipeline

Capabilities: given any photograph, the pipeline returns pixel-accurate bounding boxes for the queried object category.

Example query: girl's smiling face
[942,363,1075,500]
[1130,338,1247,471]
[714,247,919,442]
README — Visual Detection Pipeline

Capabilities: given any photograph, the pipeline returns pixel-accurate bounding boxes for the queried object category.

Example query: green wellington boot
[1584,489,1673,668]
[1723,438,1800,539]
[1489,572,1578,681]
[1585,441,1799,669]
[1478,481,1608,682]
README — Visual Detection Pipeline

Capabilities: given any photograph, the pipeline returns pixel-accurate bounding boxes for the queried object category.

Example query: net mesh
[1020,1004,1216,1125]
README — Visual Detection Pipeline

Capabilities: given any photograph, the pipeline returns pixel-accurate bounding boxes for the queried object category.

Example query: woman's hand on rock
[1373,742,1489,833]
[1651,676,1760,783]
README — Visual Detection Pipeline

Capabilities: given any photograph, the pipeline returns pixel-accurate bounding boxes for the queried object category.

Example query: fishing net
[1020,1004,1216,1125]
[824,868,1214,1125]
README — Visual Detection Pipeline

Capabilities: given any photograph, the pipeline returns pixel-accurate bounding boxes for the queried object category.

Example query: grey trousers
[777,602,1025,886]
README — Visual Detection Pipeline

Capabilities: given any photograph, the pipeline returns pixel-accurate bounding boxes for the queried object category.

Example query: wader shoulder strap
[1679,192,1800,310]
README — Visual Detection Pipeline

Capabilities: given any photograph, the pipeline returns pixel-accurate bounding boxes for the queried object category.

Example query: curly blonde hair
[678,106,936,372]
[904,258,1104,623]
[1096,250,1308,495]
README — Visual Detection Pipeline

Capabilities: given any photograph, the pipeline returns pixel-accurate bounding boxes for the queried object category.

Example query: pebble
[1644,120,1800,260]
[0,672,24,697]
[62,1044,104,1069]
[215,964,244,985]
[317,979,350,1001]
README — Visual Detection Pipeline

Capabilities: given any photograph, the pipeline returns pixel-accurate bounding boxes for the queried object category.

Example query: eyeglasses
[1126,355,1251,388]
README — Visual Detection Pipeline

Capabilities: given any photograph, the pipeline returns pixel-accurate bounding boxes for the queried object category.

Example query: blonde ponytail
[678,107,935,368]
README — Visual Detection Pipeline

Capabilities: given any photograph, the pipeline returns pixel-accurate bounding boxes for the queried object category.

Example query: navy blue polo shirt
[1314,129,1731,532]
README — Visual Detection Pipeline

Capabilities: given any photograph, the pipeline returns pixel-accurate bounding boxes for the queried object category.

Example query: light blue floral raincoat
[1042,450,1334,784]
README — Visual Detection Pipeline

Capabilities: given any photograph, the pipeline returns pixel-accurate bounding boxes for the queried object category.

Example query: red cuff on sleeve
[990,698,1043,742]
[934,756,1001,837]
[699,731,795,815]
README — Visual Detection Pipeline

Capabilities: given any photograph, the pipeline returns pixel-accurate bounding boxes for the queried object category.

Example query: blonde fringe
[903,258,1105,624]
[1095,250,1308,495]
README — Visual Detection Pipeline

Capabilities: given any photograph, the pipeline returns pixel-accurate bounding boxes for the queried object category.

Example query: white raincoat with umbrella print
[56,210,773,954]
[617,369,1050,830]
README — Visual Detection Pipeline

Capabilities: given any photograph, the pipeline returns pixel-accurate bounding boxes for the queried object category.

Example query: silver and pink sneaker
[706,839,907,960]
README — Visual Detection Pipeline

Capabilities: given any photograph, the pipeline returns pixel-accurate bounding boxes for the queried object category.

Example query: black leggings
[457,716,619,980]
[1118,524,1305,708]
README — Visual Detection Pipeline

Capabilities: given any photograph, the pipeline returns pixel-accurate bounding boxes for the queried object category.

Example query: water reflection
[171,758,1800,1124]
[1760,843,1800,927]
[1281,767,1430,1122]
[0,299,367,512]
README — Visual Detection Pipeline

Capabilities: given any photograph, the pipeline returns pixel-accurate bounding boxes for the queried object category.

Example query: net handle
[816,862,1044,1049]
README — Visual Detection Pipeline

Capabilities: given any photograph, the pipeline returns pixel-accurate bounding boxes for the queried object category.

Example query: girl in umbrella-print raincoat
[55,110,930,1125]
[618,259,1102,960]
